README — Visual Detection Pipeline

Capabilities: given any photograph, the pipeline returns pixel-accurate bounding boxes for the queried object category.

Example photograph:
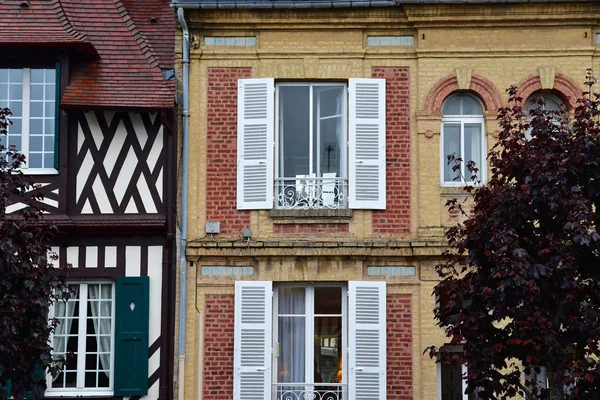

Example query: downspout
[177,7,189,400]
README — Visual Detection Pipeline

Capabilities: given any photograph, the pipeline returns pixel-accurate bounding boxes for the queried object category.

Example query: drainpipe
[177,7,190,400]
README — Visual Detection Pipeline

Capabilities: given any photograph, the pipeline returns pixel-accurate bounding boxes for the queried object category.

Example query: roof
[0,0,175,110]
[0,0,95,54]
[170,0,595,7]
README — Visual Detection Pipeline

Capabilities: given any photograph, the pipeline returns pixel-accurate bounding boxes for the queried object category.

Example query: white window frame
[272,283,348,390]
[274,82,348,182]
[0,67,58,175]
[440,96,486,187]
[46,281,116,397]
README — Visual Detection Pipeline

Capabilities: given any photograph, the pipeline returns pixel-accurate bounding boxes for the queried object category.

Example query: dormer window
[0,67,58,174]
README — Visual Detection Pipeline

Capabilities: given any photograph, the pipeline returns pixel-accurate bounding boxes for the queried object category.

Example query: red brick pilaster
[387,294,413,400]
[206,68,252,235]
[203,294,235,399]
[372,67,411,234]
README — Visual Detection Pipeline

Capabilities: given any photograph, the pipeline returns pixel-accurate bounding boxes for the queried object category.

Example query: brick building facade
[172,1,600,399]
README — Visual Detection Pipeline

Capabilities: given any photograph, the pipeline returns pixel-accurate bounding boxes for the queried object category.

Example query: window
[437,347,482,400]
[366,35,415,46]
[46,277,150,397]
[48,283,115,396]
[234,281,386,400]
[441,94,485,186]
[274,285,346,399]
[0,67,57,173]
[237,78,386,211]
[524,92,565,140]
[277,83,347,209]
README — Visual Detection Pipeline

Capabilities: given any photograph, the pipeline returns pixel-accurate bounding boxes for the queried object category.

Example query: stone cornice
[187,238,449,258]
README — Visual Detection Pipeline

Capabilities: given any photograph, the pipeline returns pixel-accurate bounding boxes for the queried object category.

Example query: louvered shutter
[237,78,275,210]
[348,78,386,209]
[348,281,386,400]
[234,281,273,400]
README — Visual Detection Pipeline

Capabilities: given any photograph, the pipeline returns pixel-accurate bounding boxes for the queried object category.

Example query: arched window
[524,92,565,139]
[441,94,486,185]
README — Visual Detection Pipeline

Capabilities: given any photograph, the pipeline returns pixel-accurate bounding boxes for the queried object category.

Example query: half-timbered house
[1,1,176,399]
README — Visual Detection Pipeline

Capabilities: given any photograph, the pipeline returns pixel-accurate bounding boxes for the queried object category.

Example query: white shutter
[348,281,386,400]
[237,78,275,209]
[348,78,386,209]
[234,281,273,400]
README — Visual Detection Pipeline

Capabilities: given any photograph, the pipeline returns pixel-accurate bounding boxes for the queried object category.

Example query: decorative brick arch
[424,73,503,112]
[516,73,582,110]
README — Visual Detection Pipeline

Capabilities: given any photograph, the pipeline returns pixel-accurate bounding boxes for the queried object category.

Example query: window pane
[0,69,7,82]
[8,69,22,81]
[28,153,42,168]
[278,287,305,314]
[8,134,22,151]
[442,97,461,115]
[45,68,56,84]
[44,153,54,169]
[30,135,43,151]
[279,86,310,178]
[31,84,44,101]
[441,362,464,400]
[9,119,22,135]
[30,101,43,117]
[278,316,305,383]
[9,101,22,116]
[9,84,22,101]
[30,69,45,84]
[314,316,342,384]
[462,96,483,115]
[443,123,461,182]
[314,287,341,315]
[464,123,482,179]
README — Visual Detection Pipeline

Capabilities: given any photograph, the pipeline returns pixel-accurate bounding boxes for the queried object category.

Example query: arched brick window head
[424,74,503,113]
[516,73,582,111]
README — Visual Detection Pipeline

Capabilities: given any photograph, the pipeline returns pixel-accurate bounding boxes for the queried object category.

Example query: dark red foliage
[431,71,600,400]
[0,107,69,400]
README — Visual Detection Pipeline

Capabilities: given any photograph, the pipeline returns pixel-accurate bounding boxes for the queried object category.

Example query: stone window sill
[269,209,352,224]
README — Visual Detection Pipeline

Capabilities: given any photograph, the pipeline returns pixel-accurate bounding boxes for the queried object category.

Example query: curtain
[52,285,79,383]
[464,123,482,181]
[88,284,112,377]
[278,288,305,385]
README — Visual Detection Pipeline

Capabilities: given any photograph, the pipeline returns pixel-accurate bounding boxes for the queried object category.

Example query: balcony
[273,383,347,400]
[275,176,348,210]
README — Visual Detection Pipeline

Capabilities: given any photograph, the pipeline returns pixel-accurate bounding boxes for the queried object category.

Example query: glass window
[524,92,565,140]
[441,94,485,185]
[0,67,57,171]
[274,285,345,400]
[277,83,347,209]
[48,282,114,396]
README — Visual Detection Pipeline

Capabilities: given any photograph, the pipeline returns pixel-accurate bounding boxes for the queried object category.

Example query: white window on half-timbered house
[234,281,386,400]
[0,67,59,173]
[236,78,386,210]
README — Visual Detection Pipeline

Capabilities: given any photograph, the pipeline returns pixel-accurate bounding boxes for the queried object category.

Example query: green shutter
[0,371,12,399]
[24,363,45,399]
[114,277,149,396]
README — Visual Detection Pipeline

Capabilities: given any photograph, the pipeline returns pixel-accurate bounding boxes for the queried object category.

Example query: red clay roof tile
[1,0,175,110]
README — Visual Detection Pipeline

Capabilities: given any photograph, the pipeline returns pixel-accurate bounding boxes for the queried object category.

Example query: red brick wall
[203,294,235,399]
[273,223,349,234]
[371,67,411,234]
[387,294,413,400]
[206,68,252,235]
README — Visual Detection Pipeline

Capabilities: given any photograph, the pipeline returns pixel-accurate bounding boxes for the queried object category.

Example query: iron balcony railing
[275,176,348,210]
[273,383,347,400]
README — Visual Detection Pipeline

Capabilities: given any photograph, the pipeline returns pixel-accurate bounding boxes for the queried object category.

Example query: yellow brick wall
[175,3,600,400]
